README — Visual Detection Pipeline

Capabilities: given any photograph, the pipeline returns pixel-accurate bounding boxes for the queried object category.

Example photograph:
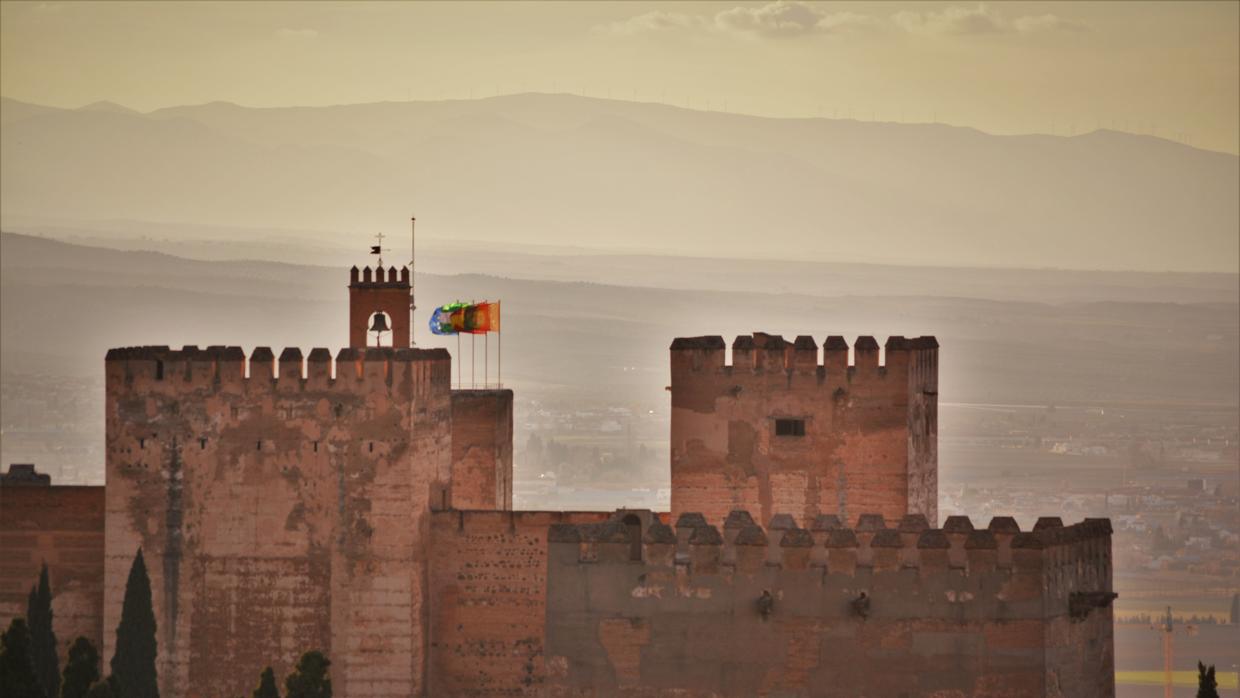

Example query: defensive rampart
[104,345,450,698]
[670,334,938,527]
[545,511,1113,697]
[0,485,106,667]
[426,509,640,695]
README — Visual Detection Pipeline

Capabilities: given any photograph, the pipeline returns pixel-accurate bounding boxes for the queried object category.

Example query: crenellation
[670,333,940,375]
[549,513,1106,584]
[1034,516,1064,531]
[279,344,305,381]
[249,346,275,380]
[853,335,879,372]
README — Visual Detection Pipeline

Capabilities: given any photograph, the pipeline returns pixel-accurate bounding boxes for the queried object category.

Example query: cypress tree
[0,617,46,698]
[284,651,331,698]
[27,563,60,698]
[252,666,280,698]
[1197,661,1219,698]
[111,549,158,698]
[84,679,115,698]
[60,637,100,698]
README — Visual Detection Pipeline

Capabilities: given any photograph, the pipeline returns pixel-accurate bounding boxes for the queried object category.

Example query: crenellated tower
[669,332,938,528]
[349,265,411,347]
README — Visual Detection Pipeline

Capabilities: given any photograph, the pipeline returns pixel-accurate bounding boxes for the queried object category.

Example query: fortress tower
[100,263,509,698]
[670,333,938,527]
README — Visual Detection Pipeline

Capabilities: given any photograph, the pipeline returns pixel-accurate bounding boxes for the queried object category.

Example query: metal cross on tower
[371,231,390,267]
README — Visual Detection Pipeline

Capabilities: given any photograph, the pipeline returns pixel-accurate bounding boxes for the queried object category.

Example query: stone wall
[544,512,1114,698]
[426,509,615,696]
[669,334,938,528]
[104,345,450,698]
[450,390,514,511]
[0,485,106,667]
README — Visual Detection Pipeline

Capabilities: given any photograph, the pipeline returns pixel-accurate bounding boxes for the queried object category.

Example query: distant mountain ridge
[1,93,1237,272]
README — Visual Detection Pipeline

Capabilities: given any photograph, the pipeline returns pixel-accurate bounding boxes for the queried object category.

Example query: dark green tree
[60,637,100,698]
[27,563,60,698]
[252,666,280,698]
[284,651,330,698]
[111,549,158,698]
[0,617,46,698]
[84,679,115,698]
[1197,661,1219,698]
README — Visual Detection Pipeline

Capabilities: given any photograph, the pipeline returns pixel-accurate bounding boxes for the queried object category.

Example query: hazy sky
[2,1,1238,154]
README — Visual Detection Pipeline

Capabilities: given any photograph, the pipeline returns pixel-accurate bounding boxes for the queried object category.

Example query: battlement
[105,345,450,392]
[670,333,938,377]
[548,510,1111,583]
[349,264,410,288]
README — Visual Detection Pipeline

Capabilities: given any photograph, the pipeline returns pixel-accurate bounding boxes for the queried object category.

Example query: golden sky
[2,1,1238,154]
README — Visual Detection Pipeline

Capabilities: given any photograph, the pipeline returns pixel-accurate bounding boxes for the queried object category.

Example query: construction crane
[1149,606,1199,698]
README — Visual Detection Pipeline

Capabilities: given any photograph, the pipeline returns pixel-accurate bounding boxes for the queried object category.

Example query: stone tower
[668,333,938,527]
[349,265,411,347]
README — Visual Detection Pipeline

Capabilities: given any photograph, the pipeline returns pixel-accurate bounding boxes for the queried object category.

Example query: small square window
[775,418,805,437]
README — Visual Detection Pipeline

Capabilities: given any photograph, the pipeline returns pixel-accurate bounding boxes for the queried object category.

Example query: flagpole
[416,216,421,347]
[471,333,476,389]
[485,330,489,387]
[456,334,461,389]
[498,300,502,387]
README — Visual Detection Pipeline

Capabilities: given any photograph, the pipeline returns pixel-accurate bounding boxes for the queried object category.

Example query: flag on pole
[429,301,500,335]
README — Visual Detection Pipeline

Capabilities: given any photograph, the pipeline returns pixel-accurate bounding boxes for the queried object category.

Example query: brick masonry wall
[427,509,615,696]
[0,485,106,668]
[450,390,514,511]
[104,345,450,698]
[543,513,1114,698]
[670,335,939,528]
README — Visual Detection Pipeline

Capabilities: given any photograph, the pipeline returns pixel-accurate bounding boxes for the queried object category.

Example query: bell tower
[349,264,411,347]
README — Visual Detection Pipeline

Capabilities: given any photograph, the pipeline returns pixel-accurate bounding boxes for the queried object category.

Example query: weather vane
[370,231,390,267]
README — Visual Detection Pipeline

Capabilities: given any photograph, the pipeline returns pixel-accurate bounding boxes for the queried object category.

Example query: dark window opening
[313,441,319,453]
[623,514,642,561]
[155,360,164,380]
[256,440,262,451]
[199,438,206,450]
[775,418,806,437]
[139,438,146,449]
[369,442,374,453]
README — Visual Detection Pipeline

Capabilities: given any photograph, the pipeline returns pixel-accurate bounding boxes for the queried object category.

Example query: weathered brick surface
[0,485,106,667]
[670,335,938,528]
[427,509,612,696]
[545,514,1114,698]
[104,345,450,698]
[450,390,514,511]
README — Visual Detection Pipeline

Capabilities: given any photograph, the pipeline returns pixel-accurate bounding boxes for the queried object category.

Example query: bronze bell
[369,313,390,333]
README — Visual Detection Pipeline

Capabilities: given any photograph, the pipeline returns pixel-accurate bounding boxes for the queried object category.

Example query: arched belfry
[348,264,411,347]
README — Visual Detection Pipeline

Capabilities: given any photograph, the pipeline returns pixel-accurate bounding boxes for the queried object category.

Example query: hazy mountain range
[3,93,1237,272]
